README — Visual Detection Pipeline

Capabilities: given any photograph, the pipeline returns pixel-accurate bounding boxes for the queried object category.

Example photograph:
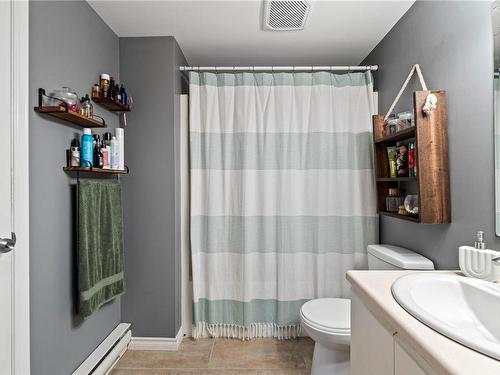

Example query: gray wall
[362,1,495,269]
[30,2,121,374]
[120,37,187,337]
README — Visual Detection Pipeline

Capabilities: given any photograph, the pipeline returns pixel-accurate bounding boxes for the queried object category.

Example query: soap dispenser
[475,231,486,250]
[459,231,500,281]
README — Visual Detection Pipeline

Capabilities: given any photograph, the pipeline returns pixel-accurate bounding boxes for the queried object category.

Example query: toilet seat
[300,298,351,334]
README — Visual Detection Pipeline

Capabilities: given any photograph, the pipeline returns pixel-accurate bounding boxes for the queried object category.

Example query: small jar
[91,84,100,99]
[404,194,419,215]
[397,111,414,130]
[386,188,404,212]
[100,74,110,98]
[385,118,398,136]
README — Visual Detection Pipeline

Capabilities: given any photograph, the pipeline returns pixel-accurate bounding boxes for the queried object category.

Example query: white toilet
[300,244,435,375]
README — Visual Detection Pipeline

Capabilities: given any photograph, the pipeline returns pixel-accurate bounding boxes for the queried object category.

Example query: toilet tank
[367,244,435,270]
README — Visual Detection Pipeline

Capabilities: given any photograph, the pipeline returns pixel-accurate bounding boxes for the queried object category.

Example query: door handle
[0,232,16,253]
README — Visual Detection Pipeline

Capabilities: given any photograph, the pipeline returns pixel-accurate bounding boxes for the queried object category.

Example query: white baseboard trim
[73,323,131,375]
[129,327,184,351]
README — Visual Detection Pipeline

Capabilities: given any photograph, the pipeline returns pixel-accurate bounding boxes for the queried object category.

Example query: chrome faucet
[475,231,486,250]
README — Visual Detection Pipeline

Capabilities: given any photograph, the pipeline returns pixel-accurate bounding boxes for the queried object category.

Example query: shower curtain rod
[180,65,378,72]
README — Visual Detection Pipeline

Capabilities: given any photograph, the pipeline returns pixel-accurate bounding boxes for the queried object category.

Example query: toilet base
[311,342,350,375]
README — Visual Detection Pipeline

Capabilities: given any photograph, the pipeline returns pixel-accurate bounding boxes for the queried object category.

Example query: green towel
[77,180,125,317]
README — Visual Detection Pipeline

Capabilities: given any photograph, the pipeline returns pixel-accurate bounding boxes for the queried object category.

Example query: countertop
[347,270,500,375]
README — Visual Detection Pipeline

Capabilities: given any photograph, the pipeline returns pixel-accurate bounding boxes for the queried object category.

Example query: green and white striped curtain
[189,71,378,339]
[495,78,500,234]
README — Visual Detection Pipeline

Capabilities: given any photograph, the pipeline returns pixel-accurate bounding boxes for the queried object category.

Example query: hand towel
[77,179,125,317]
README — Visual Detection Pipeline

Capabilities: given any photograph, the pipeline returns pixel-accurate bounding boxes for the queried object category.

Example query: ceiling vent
[263,0,311,31]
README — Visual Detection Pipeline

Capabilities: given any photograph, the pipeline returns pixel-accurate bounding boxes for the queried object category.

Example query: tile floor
[112,337,315,375]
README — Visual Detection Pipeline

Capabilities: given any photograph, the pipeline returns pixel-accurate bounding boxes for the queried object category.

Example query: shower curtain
[495,78,500,234]
[189,71,378,339]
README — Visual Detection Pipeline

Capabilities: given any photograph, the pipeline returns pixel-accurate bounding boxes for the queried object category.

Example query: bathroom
[0,0,499,374]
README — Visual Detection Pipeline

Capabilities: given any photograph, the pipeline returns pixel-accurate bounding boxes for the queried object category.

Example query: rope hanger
[384,64,436,121]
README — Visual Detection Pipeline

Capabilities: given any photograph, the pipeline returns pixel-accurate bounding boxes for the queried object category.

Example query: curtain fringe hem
[192,322,302,340]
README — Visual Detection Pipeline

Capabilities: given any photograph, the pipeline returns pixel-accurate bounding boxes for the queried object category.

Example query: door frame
[10,0,30,373]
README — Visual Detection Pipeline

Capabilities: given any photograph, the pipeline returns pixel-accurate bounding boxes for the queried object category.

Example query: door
[0,1,14,372]
[0,1,30,374]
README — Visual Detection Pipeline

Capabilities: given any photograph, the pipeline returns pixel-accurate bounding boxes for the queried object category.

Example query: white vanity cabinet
[351,291,434,375]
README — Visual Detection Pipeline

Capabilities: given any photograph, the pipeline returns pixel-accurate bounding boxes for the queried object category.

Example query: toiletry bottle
[91,83,100,99]
[101,143,109,169]
[109,77,116,100]
[95,140,104,169]
[103,132,112,147]
[70,138,81,167]
[116,128,125,170]
[115,84,121,103]
[92,134,100,149]
[413,146,417,177]
[396,145,408,177]
[85,94,93,117]
[79,97,86,116]
[408,143,415,177]
[93,135,102,168]
[110,136,119,170]
[106,144,111,167]
[81,128,93,167]
[100,73,110,98]
[387,147,397,178]
[119,85,127,106]
[92,134,99,167]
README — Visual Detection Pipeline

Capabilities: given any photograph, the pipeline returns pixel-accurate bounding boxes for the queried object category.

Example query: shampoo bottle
[101,144,109,169]
[116,128,125,170]
[110,136,119,170]
[81,128,93,167]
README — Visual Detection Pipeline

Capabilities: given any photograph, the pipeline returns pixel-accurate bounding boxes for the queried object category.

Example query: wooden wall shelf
[379,211,420,223]
[374,127,415,144]
[92,97,130,112]
[373,90,450,224]
[34,106,106,128]
[376,177,417,182]
[63,166,129,175]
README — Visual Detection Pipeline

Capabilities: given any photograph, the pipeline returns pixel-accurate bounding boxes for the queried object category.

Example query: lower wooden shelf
[376,177,417,182]
[379,211,419,222]
[63,166,129,175]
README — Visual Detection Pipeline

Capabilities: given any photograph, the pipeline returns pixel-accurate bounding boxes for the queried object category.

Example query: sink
[392,273,500,360]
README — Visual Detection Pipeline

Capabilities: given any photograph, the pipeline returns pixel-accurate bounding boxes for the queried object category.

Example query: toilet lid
[301,298,350,333]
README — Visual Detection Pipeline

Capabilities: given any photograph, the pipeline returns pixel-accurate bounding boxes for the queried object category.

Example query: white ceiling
[89,0,415,66]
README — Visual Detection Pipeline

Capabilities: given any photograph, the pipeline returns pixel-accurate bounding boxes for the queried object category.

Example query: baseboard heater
[73,323,131,375]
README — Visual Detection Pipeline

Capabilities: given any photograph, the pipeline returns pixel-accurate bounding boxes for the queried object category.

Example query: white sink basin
[392,273,500,360]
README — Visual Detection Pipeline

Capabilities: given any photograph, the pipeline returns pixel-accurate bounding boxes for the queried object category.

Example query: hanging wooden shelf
[373,90,450,224]
[63,166,129,175]
[378,211,420,223]
[92,97,131,112]
[34,105,106,128]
